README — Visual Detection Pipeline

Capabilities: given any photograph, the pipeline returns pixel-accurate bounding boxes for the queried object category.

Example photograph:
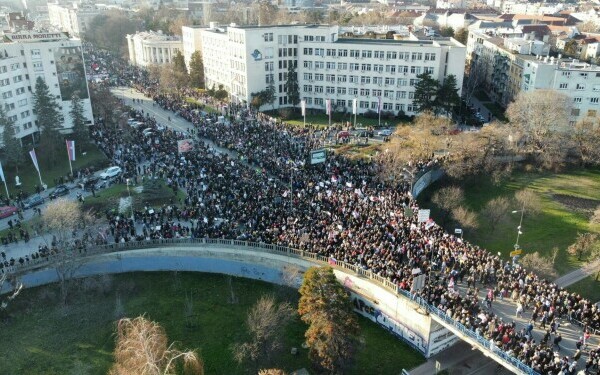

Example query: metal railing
[4,237,539,374]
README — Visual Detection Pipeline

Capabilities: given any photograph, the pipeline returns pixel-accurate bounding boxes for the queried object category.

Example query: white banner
[301,99,306,117]
[352,98,357,115]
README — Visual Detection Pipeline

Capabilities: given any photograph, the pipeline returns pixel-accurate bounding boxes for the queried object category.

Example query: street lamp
[126,179,135,221]
[511,204,525,250]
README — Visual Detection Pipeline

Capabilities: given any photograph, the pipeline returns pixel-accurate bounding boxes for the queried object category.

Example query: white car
[377,129,393,137]
[100,166,122,180]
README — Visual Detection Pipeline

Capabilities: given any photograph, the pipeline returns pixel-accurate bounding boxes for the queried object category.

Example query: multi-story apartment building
[0,31,93,145]
[197,24,466,115]
[47,2,102,37]
[181,25,205,71]
[126,31,183,67]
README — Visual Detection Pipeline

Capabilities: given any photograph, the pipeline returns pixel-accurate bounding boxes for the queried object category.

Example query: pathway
[554,259,600,288]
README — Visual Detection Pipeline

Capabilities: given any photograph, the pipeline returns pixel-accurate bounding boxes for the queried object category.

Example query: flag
[326,99,331,115]
[328,257,337,266]
[65,140,76,161]
[352,98,357,115]
[0,161,5,182]
[29,149,40,174]
[301,99,306,117]
[378,96,382,114]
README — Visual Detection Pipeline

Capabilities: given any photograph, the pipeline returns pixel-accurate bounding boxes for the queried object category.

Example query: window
[2,91,12,99]
[315,74,324,81]
[395,103,405,111]
[574,97,582,103]
[384,90,393,98]
[588,109,597,117]
[372,89,382,97]
[373,77,383,85]
[337,99,346,107]
[31,49,41,57]
[314,48,324,56]
[326,74,335,82]
[20,110,29,119]
[410,66,422,74]
[396,91,406,99]
[303,85,313,92]
[326,49,336,57]
[265,74,274,84]
[303,73,313,80]
[591,97,599,104]
[562,71,571,77]
[8,115,17,122]
[16,87,25,95]
[373,64,383,73]
[0,78,9,86]
[385,77,395,85]
[264,33,273,42]
[350,50,360,58]
[314,98,323,106]
[571,108,580,116]
[337,87,346,95]
[349,75,358,83]
[576,83,585,90]
[350,63,359,71]
[359,101,369,109]
[374,51,384,59]
[349,88,358,95]
[10,63,19,70]
[397,79,407,86]
[424,53,436,61]
[265,62,273,71]
[337,75,347,83]
[338,49,348,57]
[409,79,419,86]
[361,50,372,58]
[360,89,370,96]
[314,86,323,93]
[424,67,434,74]
[398,65,408,73]
[386,51,397,59]
[326,62,335,69]
[303,48,313,55]
[361,64,371,72]
[386,65,396,73]
[411,52,422,60]
[360,76,371,84]
[338,63,347,70]
[580,73,588,78]
[303,61,312,69]
[17,98,27,106]
[315,62,324,69]
[33,61,43,71]
[324,86,333,94]
[0,66,6,73]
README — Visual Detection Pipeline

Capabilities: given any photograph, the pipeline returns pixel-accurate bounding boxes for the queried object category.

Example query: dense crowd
[4,46,598,374]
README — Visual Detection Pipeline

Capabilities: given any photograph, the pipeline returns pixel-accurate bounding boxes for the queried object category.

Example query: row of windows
[303,48,437,61]
[302,61,434,74]
[297,97,418,112]
[301,74,419,86]
[560,71,600,79]
[302,86,415,99]
[572,97,600,104]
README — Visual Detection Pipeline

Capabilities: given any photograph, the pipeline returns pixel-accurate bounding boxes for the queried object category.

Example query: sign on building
[310,149,326,165]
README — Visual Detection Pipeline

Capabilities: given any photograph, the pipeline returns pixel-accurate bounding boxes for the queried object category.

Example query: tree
[233,295,295,368]
[519,252,557,280]
[110,316,204,375]
[563,39,579,58]
[266,80,276,110]
[440,26,454,37]
[571,118,600,167]
[286,63,300,108]
[482,197,510,233]
[0,105,24,172]
[413,72,438,113]
[34,77,62,165]
[189,51,205,89]
[42,198,98,305]
[514,189,542,214]
[591,205,600,225]
[70,93,90,148]
[463,60,488,106]
[298,266,359,373]
[454,28,468,45]
[432,186,464,212]
[435,74,460,118]
[506,90,572,170]
[451,206,479,231]
[0,273,23,319]
[85,11,139,57]
[567,232,598,260]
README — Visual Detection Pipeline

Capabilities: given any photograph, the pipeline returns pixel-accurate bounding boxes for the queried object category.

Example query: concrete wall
[3,244,455,358]
[412,169,445,197]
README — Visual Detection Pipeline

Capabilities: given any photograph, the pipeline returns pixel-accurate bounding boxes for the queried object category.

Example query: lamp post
[126,179,135,221]
[511,203,525,250]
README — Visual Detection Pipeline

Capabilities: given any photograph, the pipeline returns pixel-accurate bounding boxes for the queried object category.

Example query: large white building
[47,2,102,37]
[196,24,466,115]
[181,25,205,70]
[127,31,183,67]
[0,31,93,144]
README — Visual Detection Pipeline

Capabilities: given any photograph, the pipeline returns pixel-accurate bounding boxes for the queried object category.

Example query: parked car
[0,205,18,218]
[22,194,44,209]
[49,185,69,199]
[100,166,122,180]
[377,129,393,137]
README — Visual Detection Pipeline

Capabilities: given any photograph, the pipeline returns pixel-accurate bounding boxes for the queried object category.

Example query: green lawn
[419,169,600,275]
[567,275,600,302]
[3,143,108,197]
[2,272,424,375]
[185,97,219,114]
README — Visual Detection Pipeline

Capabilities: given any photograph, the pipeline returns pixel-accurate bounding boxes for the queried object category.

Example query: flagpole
[68,157,73,177]
[36,167,43,188]
[378,96,381,128]
[2,179,9,200]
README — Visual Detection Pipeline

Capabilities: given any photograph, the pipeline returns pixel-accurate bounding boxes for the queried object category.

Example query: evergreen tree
[266,80,276,110]
[454,28,468,45]
[298,266,359,373]
[286,62,300,108]
[70,93,89,148]
[33,77,62,165]
[189,51,205,88]
[413,72,439,113]
[0,105,23,172]
[436,75,461,118]
[172,50,189,89]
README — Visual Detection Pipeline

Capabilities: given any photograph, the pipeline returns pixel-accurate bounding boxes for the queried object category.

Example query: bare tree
[0,273,23,318]
[506,90,572,170]
[463,60,489,105]
[567,232,598,261]
[482,196,510,233]
[452,206,479,231]
[519,252,557,280]
[578,21,599,33]
[514,189,542,214]
[233,295,295,368]
[110,315,204,375]
[571,118,600,167]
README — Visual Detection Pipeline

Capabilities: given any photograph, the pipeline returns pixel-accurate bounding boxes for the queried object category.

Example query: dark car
[80,176,100,191]
[49,185,69,199]
[22,194,44,209]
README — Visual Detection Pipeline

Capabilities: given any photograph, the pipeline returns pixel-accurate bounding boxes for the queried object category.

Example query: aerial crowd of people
[2,45,600,374]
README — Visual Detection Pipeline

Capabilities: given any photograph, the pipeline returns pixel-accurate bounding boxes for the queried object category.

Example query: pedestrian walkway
[555,259,600,288]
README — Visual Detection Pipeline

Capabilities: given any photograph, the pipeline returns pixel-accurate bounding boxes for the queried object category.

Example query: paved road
[555,259,600,288]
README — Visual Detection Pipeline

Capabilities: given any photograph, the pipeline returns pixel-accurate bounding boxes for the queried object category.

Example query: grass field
[1,272,424,375]
[3,143,109,197]
[419,169,600,276]
[567,275,600,302]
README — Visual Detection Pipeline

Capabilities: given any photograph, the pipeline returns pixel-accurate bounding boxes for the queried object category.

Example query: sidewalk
[554,259,600,288]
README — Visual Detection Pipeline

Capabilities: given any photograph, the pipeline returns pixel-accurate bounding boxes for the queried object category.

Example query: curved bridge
[3,238,537,375]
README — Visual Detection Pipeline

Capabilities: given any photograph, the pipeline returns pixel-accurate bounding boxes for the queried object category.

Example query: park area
[419,168,600,298]
[1,272,424,375]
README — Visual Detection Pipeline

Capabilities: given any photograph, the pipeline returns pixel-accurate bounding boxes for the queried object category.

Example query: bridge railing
[3,237,539,374]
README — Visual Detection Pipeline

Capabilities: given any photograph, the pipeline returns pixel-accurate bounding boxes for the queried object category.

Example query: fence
[4,237,538,375]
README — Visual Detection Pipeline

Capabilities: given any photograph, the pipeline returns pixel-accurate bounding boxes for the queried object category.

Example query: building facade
[197,24,466,116]
[47,2,102,37]
[126,31,183,67]
[181,25,205,71]
[0,31,93,144]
